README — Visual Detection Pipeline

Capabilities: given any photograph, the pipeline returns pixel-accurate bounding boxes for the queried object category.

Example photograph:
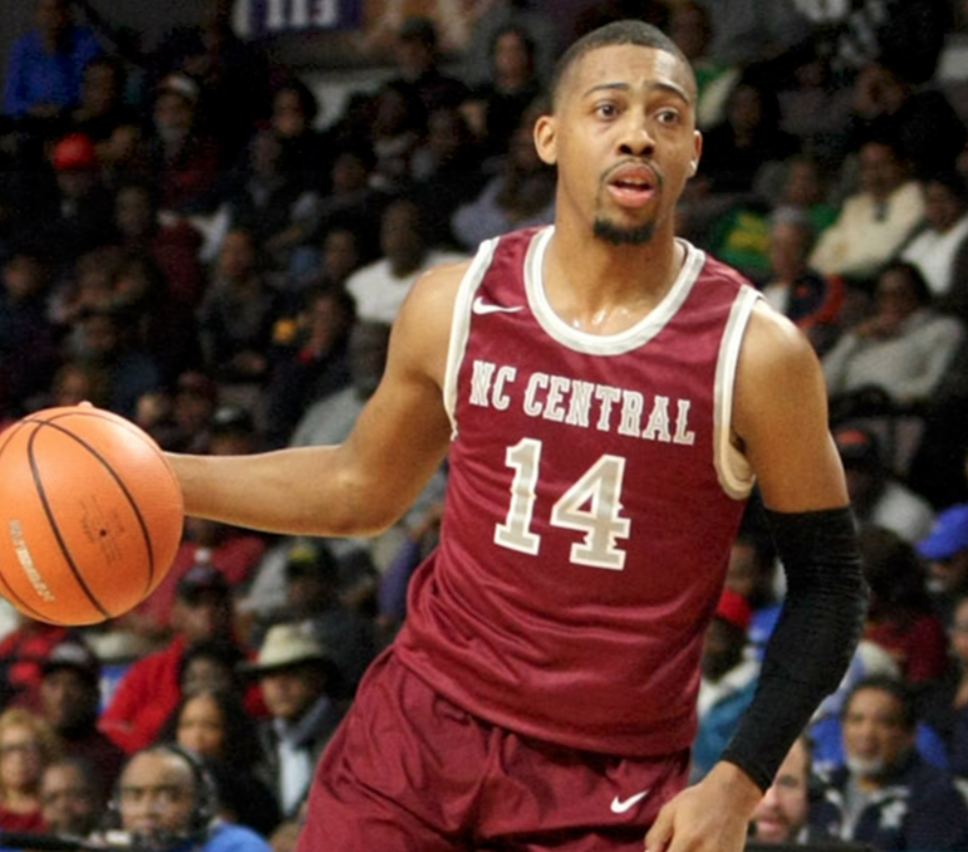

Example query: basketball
[0,406,184,625]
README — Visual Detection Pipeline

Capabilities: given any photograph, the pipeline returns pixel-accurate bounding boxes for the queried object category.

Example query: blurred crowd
[4,0,968,849]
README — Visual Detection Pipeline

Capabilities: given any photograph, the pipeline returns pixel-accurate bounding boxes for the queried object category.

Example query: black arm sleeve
[719,506,869,791]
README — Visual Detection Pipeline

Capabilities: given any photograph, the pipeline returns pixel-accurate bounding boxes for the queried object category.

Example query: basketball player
[166,21,868,852]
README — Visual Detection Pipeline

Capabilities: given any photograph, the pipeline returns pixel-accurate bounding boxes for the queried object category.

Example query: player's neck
[543,224,684,334]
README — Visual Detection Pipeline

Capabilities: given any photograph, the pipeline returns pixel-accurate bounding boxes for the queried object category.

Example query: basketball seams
[0,421,63,623]
[27,427,113,621]
[27,408,180,495]
[29,419,158,601]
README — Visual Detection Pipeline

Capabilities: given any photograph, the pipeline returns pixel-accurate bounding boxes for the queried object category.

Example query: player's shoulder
[402,255,474,319]
[741,298,822,388]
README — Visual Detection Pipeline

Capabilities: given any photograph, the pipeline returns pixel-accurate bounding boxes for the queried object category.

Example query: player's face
[535,44,700,246]
[842,687,913,780]
[751,739,810,844]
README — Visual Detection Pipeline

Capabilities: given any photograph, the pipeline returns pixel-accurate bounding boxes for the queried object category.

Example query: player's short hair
[549,20,695,110]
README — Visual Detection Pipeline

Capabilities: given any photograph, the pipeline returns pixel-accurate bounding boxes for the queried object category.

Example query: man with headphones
[107,744,272,852]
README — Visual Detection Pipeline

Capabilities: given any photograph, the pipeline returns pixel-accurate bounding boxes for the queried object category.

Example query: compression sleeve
[719,506,868,791]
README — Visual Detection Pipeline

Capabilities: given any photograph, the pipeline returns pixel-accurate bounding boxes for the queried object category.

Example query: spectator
[691,0,810,68]
[461,0,560,89]
[0,618,70,714]
[917,504,968,627]
[696,76,799,198]
[0,251,60,418]
[839,61,967,179]
[346,199,466,325]
[901,170,968,323]
[451,114,556,250]
[62,305,162,420]
[692,590,760,781]
[243,623,346,819]
[761,207,844,354]
[366,81,425,194]
[215,128,321,279]
[270,78,332,197]
[823,262,964,411]
[38,640,124,790]
[131,511,267,642]
[462,25,543,161]
[808,675,968,851]
[809,137,925,285]
[858,526,948,686]
[110,253,200,383]
[832,425,935,544]
[113,181,205,309]
[0,708,61,831]
[749,736,825,845]
[409,105,488,246]
[388,17,468,116]
[109,744,272,852]
[197,229,279,385]
[668,1,739,131]
[164,370,219,454]
[262,540,376,695]
[263,287,355,449]
[39,132,116,269]
[144,73,222,216]
[67,56,139,150]
[147,0,271,163]
[2,0,102,124]
[99,565,251,754]
[288,320,391,449]
[159,689,280,836]
[39,757,103,838]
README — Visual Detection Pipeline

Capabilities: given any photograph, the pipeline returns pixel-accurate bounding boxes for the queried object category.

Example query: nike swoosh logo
[610,789,651,814]
[472,296,523,315]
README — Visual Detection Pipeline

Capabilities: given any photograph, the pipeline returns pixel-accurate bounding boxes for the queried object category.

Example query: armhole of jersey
[714,286,761,499]
[443,237,500,437]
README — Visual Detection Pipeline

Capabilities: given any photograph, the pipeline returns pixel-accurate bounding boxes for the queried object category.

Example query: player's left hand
[643,761,762,852]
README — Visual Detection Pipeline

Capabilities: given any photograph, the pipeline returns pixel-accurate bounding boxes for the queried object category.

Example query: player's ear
[534,114,558,166]
[688,129,702,178]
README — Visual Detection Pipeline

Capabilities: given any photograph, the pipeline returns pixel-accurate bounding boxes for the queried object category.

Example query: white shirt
[901,213,968,296]
[346,249,467,324]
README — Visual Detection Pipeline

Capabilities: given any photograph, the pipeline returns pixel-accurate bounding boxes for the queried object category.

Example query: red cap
[53,133,98,172]
[715,588,752,633]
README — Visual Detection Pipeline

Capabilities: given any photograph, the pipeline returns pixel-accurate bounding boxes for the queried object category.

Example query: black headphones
[104,744,220,842]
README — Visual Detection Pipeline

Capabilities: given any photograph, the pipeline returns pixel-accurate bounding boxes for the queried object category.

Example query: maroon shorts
[295,650,690,852]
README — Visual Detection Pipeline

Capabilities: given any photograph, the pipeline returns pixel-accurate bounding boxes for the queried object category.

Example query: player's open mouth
[607,165,656,207]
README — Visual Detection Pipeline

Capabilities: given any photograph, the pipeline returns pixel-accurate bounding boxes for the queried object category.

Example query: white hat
[242,623,332,675]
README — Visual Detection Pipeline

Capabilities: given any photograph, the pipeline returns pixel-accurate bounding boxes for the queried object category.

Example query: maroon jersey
[396,226,760,757]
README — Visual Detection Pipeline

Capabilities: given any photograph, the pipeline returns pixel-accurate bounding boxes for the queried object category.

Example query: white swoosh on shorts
[472,296,523,315]
[610,789,652,814]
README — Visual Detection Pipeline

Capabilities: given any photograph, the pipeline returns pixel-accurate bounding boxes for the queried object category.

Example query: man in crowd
[808,676,968,851]
[111,744,271,852]
[246,623,345,820]
[39,639,124,788]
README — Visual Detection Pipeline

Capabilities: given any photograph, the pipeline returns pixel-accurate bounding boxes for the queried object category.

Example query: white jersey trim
[443,236,500,437]
[714,285,760,499]
[524,227,707,356]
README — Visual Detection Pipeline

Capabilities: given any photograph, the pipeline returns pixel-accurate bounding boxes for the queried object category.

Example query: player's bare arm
[732,301,849,513]
[166,259,471,537]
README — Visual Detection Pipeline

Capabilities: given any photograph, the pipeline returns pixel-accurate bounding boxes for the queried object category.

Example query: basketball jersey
[395,226,760,757]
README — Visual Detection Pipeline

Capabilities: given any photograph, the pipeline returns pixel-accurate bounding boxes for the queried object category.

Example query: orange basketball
[0,406,184,625]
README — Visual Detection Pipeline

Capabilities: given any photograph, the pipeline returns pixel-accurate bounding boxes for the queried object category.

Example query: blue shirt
[2,26,102,117]
[202,823,273,852]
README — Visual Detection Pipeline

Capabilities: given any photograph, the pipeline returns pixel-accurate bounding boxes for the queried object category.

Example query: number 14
[494,438,631,570]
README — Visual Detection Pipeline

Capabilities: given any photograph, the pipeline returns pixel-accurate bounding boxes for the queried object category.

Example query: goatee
[593,219,655,246]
